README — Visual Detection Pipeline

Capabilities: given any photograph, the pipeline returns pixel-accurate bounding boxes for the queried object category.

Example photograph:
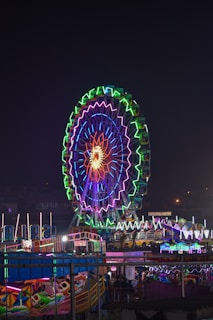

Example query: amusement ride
[0,85,213,318]
[62,85,151,228]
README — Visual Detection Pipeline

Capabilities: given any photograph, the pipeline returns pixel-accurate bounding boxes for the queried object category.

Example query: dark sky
[1,1,213,200]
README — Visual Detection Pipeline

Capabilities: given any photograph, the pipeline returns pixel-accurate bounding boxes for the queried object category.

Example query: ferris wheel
[62,85,151,225]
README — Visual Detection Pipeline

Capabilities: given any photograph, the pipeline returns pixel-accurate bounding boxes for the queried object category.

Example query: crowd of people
[104,270,146,303]
[103,264,213,304]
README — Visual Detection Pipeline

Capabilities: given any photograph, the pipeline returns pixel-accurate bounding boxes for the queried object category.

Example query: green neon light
[4,245,8,279]
[96,86,104,96]
[40,242,54,248]
[61,84,151,216]
[83,218,116,229]
[52,248,57,277]
[77,214,83,220]
[129,146,142,197]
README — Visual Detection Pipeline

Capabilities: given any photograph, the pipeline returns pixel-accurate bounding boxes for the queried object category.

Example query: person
[107,267,112,280]
[104,273,112,302]
[113,276,121,302]
[209,276,213,295]
[136,278,144,300]
[125,280,134,303]
[120,277,128,302]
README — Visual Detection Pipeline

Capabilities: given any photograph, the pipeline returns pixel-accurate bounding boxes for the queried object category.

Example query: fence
[0,252,212,319]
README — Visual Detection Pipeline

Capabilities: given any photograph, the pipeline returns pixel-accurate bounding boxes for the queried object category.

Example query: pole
[1,213,4,243]
[181,254,185,298]
[52,247,57,315]
[4,244,8,318]
[70,263,76,320]
[97,265,101,320]
[27,213,30,241]
[40,212,42,240]
[50,211,52,237]
[14,213,20,243]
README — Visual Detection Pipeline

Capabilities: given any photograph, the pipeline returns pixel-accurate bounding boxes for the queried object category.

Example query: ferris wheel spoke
[62,85,151,223]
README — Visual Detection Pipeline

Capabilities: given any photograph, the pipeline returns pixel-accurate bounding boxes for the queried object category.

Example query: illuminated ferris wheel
[62,85,151,225]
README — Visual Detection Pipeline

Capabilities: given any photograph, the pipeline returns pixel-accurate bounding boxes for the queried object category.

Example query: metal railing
[0,252,213,319]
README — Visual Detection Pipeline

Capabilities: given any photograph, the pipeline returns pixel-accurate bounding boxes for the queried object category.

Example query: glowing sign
[148,211,172,216]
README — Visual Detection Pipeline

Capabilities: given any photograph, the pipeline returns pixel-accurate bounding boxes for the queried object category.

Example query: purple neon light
[6,285,21,292]
[68,101,132,214]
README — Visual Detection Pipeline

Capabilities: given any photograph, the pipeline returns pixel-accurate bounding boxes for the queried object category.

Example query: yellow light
[90,146,104,170]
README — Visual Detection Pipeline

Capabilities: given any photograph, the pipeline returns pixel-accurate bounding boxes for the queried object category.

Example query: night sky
[1,2,213,203]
